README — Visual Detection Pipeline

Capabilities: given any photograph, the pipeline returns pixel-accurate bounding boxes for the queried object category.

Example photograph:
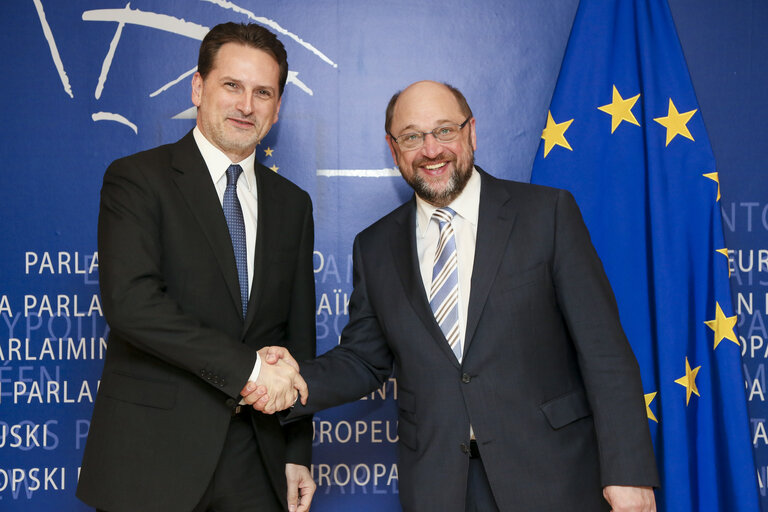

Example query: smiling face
[386,81,476,207]
[192,42,282,162]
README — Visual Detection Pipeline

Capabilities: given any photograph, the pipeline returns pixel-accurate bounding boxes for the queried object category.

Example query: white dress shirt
[415,168,481,362]
[416,168,480,438]
[193,127,262,384]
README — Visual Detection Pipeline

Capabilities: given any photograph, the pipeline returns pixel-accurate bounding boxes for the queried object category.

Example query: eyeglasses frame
[387,116,472,151]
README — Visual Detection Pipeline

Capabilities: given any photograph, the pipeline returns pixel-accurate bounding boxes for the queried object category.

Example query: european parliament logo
[34,1,336,133]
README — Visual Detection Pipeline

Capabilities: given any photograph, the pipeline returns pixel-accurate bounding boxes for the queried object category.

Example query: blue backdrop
[1,1,766,510]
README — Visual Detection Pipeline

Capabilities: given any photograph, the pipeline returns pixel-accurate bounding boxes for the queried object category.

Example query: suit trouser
[465,441,500,512]
[100,413,282,512]
[193,413,283,512]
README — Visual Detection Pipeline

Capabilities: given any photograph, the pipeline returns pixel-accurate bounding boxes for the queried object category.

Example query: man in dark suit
[77,23,316,512]
[266,80,659,511]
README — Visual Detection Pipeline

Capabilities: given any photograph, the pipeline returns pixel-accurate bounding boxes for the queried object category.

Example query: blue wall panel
[0,1,765,510]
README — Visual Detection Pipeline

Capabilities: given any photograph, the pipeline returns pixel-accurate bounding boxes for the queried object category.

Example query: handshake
[239,346,306,414]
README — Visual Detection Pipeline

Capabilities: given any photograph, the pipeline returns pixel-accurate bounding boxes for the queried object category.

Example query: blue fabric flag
[530,0,759,510]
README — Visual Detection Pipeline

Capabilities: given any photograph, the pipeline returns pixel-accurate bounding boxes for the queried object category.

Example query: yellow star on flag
[598,85,640,133]
[716,248,731,277]
[653,99,697,146]
[644,392,658,423]
[703,171,720,201]
[541,111,573,157]
[270,164,279,173]
[264,147,274,157]
[704,301,739,349]
[674,357,701,406]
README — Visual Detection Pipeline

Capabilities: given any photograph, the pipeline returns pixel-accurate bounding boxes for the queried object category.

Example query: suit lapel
[391,200,462,368]
[170,132,243,318]
[464,170,516,352]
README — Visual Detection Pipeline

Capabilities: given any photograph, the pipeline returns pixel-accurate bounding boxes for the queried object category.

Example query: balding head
[385,81,473,135]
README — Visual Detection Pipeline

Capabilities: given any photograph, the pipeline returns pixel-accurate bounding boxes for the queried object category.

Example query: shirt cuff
[238,353,262,405]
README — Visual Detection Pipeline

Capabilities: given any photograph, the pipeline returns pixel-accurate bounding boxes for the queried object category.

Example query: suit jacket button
[225,398,237,407]
[461,373,471,383]
[460,443,470,455]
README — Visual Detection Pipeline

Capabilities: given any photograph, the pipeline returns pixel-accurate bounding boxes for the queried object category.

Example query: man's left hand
[286,463,315,512]
[603,485,656,512]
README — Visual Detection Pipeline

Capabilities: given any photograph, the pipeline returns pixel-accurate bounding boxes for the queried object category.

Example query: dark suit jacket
[77,131,316,512]
[288,169,658,511]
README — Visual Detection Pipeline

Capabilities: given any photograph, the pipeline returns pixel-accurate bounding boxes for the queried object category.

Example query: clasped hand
[603,485,656,512]
[240,346,307,414]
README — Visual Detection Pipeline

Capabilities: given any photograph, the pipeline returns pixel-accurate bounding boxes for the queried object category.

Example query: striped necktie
[429,207,462,361]
[223,164,248,319]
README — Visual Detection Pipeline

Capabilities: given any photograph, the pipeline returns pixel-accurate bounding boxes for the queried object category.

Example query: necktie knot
[226,164,243,186]
[433,207,456,228]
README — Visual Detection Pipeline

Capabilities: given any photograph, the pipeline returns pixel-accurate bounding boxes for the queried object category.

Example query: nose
[421,132,442,157]
[237,93,254,116]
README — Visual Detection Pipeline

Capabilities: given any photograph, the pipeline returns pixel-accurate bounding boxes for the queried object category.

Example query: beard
[401,149,474,207]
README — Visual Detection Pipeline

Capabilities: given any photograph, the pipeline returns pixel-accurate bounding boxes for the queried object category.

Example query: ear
[191,72,203,107]
[272,94,282,124]
[386,134,399,165]
[469,117,477,151]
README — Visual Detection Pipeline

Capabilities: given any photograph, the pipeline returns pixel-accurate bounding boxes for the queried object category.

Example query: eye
[437,126,456,136]
[256,89,273,98]
[402,133,421,142]
[224,82,239,90]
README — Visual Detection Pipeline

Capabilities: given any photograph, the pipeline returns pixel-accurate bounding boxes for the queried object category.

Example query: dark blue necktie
[224,164,248,319]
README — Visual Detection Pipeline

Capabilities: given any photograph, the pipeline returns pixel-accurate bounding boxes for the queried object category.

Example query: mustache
[413,153,455,168]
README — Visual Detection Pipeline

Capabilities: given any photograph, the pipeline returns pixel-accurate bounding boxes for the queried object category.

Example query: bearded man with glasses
[264,80,659,512]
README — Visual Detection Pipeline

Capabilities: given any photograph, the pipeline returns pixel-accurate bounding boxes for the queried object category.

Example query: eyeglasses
[388,117,472,151]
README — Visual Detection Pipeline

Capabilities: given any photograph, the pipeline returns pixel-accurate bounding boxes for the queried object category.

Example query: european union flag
[530,0,759,510]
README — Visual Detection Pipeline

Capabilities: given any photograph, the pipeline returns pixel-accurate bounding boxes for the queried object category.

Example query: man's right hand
[240,346,308,414]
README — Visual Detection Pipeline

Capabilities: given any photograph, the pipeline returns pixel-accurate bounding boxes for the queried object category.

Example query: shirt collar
[416,167,481,237]
[193,126,256,191]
